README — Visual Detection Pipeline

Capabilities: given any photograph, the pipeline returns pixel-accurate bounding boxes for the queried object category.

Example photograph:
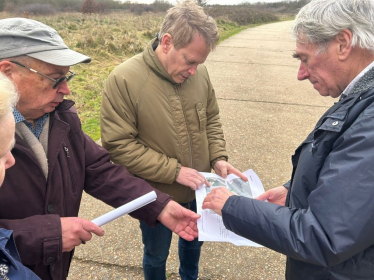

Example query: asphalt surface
[68,20,334,279]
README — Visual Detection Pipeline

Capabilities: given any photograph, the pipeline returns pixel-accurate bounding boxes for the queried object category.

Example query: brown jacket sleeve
[0,214,62,266]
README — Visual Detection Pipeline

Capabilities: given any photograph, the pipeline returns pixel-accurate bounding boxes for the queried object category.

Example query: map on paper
[196,169,265,246]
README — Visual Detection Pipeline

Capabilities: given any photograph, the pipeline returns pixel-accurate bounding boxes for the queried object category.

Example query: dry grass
[0,11,278,140]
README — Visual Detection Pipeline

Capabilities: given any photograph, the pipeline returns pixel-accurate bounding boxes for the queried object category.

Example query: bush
[16,3,57,15]
[151,0,172,12]
[130,4,154,15]
[81,0,97,14]
[206,5,279,25]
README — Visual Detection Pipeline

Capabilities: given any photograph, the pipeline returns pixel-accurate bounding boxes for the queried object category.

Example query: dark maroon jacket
[0,100,171,279]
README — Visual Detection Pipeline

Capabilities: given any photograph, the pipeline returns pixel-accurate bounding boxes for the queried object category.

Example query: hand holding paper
[196,169,265,246]
[61,217,104,252]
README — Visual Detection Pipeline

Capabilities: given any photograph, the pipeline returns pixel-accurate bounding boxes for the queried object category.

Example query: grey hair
[158,0,219,51]
[292,0,374,53]
[0,72,18,121]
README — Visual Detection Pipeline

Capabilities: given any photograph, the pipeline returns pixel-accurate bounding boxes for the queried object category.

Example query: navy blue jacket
[222,68,374,279]
[0,228,40,280]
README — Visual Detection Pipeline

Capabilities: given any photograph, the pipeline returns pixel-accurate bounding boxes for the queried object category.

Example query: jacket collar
[143,38,178,84]
[55,99,75,111]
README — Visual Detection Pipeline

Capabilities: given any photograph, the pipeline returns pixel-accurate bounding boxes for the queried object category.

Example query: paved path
[68,20,334,279]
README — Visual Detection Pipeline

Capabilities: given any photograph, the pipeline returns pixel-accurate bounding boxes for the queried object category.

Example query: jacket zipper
[175,85,194,168]
[64,146,76,192]
[175,85,194,204]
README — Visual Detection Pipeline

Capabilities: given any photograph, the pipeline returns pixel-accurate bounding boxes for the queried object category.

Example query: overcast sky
[131,0,292,5]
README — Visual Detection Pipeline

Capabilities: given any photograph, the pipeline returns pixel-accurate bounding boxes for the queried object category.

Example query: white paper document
[196,169,265,246]
[91,191,157,226]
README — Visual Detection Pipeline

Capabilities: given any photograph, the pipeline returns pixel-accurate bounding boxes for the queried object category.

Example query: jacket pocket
[312,111,348,149]
[195,101,207,132]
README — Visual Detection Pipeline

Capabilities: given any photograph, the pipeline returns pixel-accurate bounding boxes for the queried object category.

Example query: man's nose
[5,152,15,170]
[188,65,198,76]
[57,80,70,95]
[297,64,309,80]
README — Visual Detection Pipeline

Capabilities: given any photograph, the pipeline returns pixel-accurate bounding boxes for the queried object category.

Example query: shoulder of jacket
[112,53,149,79]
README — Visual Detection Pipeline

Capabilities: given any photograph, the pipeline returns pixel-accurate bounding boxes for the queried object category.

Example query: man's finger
[82,220,105,236]
[229,168,248,181]
[255,192,269,201]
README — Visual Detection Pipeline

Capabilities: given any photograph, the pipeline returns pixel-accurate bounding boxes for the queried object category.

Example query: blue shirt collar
[13,108,49,139]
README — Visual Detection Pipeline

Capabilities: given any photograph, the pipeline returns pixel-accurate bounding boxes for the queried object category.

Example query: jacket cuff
[42,215,62,266]
[210,156,228,169]
[283,180,291,190]
[174,163,182,181]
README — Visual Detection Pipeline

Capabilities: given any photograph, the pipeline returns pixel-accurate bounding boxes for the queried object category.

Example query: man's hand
[213,161,248,181]
[176,166,210,190]
[202,187,234,216]
[61,217,105,252]
[157,200,201,241]
[256,186,288,206]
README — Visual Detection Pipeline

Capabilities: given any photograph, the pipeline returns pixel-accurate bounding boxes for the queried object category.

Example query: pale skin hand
[202,187,234,216]
[255,186,288,206]
[157,200,201,241]
[176,166,210,190]
[213,160,248,181]
[60,217,105,252]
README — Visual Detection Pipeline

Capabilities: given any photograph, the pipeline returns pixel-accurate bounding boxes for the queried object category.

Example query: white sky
[130,0,291,5]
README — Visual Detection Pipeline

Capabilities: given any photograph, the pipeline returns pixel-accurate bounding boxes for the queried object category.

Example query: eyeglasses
[10,61,75,89]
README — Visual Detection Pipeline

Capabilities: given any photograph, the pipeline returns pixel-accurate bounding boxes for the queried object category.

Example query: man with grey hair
[0,17,201,280]
[101,0,246,279]
[203,0,374,279]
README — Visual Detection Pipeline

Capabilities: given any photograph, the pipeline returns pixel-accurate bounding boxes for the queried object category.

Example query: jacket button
[332,121,339,126]
[47,257,55,263]
[47,204,54,212]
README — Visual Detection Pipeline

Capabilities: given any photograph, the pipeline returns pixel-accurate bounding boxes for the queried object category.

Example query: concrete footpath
[68,21,334,279]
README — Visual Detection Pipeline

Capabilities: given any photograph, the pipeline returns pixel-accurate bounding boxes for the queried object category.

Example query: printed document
[196,169,265,246]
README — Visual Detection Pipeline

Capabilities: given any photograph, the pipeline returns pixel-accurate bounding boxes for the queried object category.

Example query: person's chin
[47,102,61,111]
[176,75,189,83]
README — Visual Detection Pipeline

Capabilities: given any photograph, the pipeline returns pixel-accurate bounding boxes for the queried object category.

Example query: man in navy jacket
[203,0,374,279]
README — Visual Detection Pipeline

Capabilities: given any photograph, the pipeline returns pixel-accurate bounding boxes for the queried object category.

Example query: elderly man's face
[0,113,15,186]
[164,33,211,84]
[12,59,70,121]
[294,40,343,98]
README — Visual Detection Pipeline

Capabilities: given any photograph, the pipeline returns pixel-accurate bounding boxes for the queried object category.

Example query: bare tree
[196,0,208,7]
[81,0,97,14]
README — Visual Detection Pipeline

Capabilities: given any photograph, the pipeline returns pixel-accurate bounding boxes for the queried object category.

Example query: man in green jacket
[101,1,246,279]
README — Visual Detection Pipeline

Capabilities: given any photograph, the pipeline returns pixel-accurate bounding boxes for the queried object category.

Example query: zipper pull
[64,146,70,158]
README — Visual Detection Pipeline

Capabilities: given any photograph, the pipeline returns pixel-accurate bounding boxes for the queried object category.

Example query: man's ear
[0,61,15,80]
[336,29,353,61]
[160,33,173,54]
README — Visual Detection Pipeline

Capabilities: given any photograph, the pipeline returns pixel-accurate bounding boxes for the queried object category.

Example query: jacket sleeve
[0,214,62,266]
[101,72,178,184]
[203,66,228,163]
[82,133,171,227]
[222,111,374,267]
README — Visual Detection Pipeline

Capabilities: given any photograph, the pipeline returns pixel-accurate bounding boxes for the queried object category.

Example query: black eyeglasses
[10,60,75,89]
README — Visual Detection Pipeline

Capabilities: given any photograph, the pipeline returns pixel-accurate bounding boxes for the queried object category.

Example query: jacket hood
[143,38,178,85]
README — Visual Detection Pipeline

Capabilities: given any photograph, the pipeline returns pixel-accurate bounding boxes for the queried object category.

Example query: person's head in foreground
[292,0,374,98]
[0,17,90,123]
[0,73,18,186]
[155,0,219,83]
